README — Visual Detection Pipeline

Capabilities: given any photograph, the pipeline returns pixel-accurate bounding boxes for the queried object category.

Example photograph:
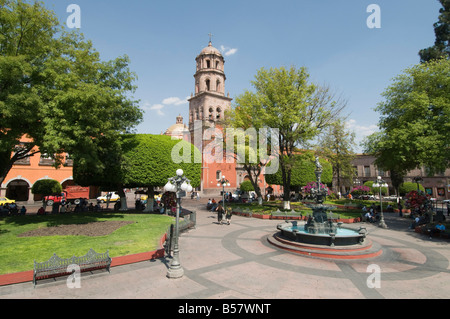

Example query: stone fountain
[275,157,368,247]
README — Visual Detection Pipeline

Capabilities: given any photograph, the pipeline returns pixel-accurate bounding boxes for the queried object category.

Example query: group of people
[208,199,232,225]
[0,203,26,216]
[362,204,380,223]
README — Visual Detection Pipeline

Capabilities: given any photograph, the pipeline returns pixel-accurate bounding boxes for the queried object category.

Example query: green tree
[237,66,345,209]
[363,59,450,176]
[364,181,388,196]
[0,0,142,185]
[223,103,275,204]
[74,134,201,211]
[239,180,255,192]
[265,151,332,195]
[316,118,356,193]
[31,179,62,197]
[399,182,425,196]
[419,0,450,63]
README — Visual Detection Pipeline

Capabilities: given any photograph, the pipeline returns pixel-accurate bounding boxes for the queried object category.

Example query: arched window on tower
[216,61,220,69]
[209,107,214,120]
[216,107,222,119]
[206,60,210,68]
[216,80,221,93]
[205,79,210,91]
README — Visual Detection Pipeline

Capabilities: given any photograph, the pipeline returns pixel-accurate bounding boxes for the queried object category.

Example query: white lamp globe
[187,185,193,193]
[176,169,184,177]
[181,181,188,191]
[164,181,174,192]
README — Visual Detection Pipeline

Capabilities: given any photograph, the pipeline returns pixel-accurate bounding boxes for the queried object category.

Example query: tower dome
[200,41,222,56]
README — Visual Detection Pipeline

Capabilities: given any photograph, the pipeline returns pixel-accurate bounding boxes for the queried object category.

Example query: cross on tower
[208,33,213,43]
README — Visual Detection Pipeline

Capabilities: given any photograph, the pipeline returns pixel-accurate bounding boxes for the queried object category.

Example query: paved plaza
[0,198,449,299]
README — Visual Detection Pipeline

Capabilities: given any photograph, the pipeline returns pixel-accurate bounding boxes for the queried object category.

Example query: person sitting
[37,206,46,215]
[364,211,373,222]
[429,222,446,238]
[210,199,218,212]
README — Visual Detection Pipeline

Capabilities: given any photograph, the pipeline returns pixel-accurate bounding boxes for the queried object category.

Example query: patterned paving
[0,200,449,299]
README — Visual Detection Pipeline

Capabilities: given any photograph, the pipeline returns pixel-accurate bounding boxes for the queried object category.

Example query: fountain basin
[277,222,366,246]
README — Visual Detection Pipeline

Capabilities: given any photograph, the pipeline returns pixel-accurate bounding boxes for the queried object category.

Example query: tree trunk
[118,187,128,211]
[144,187,155,212]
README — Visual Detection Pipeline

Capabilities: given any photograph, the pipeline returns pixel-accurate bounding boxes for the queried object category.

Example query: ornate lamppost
[217,175,230,211]
[164,169,193,279]
[373,176,388,229]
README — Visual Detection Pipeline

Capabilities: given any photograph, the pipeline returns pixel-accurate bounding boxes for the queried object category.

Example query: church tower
[188,40,232,136]
[188,40,235,193]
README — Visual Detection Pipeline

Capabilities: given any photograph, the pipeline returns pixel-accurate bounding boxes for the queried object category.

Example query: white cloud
[220,45,238,56]
[141,96,189,116]
[345,119,379,153]
[162,96,189,106]
[149,104,164,116]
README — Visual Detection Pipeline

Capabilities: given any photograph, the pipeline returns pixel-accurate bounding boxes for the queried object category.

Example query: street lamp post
[217,175,230,212]
[373,176,388,229]
[164,169,193,279]
[413,176,423,192]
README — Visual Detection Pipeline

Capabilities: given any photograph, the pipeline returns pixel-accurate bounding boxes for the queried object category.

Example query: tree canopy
[236,66,345,208]
[0,0,143,184]
[31,179,62,196]
[419,0,450,63]
[74,134,201,189]
[265,151,332,190]
[316,118,356,192]
[363,58,450,176]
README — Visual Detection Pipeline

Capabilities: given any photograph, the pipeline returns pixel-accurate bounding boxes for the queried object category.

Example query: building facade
[0,137,76,204]
[333,154,450,200]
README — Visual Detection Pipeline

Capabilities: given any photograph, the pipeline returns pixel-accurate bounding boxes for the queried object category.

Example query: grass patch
[0,212,174,275]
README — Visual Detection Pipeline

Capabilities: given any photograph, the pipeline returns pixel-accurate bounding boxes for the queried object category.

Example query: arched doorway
[6,179,30,201]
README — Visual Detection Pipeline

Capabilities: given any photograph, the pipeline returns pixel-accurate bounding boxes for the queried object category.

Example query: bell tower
[188,39,234,193]
[188,41,232,141]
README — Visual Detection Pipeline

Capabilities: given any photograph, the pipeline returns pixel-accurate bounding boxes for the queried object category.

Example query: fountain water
[272,157,373,252]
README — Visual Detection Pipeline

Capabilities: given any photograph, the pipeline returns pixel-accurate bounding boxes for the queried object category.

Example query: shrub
[399,182,425,196]
[239,180,254,192]
[364,180,388,195]
[31,179,62,196]
[350,185,371,196]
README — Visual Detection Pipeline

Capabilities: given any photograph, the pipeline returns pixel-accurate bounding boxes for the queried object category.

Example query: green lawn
[0,212,174,275]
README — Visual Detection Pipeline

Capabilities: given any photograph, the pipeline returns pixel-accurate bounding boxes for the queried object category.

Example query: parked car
[383,195,401,201]
[97,192,120,203]
[0,197,15,205]
[360,195,376,200]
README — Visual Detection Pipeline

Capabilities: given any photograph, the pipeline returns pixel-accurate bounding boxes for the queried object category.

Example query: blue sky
[42,0,442,152]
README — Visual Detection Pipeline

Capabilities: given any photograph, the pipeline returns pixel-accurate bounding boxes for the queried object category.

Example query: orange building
[0,136,85,204]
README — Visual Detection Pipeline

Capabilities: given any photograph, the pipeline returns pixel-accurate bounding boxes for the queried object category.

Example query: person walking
[225,207,232,225]
[216,204,224,224]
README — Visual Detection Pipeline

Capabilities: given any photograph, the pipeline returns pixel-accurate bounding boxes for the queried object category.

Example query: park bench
[33,248,111,287]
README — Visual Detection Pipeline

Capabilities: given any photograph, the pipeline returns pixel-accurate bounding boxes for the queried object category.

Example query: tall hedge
[121,134,201,188]
[265,152,332,189]
[74,134,201,189]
